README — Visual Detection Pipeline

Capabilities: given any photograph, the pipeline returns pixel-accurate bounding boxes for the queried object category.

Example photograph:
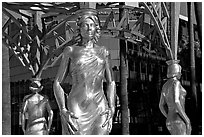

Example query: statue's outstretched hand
[100,107,114,132]
[60,108,78,134]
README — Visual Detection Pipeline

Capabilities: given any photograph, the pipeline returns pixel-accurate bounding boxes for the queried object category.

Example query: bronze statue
[21,78,53,135]
[159,60,191,135]
[53,8,116,135]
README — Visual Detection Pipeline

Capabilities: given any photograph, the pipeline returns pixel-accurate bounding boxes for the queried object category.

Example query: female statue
[159,60,191,135]
[21,78,53,135]
[53,8,116,135]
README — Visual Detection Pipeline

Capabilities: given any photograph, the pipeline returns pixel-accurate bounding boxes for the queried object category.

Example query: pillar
[170,2,180,60]
[2,42,11,134]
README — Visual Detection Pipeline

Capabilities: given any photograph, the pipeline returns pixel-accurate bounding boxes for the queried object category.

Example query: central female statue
[53,9,116,135]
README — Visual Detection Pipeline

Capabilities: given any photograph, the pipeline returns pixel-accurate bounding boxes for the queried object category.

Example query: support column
[119,2,129,135]
[170,2,180,60]
[2,42,11,134]
[188,2,198,134]
[194,2,202,49]
[188,2,197,109]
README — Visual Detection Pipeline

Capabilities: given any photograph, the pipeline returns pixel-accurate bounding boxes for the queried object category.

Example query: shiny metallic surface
[159,60,191,135]
[166,60,182,78]
[53,8,116,135]
[21,80,54,135]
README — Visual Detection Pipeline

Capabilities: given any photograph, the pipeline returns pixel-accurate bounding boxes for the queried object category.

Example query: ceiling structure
[2,2,173,77]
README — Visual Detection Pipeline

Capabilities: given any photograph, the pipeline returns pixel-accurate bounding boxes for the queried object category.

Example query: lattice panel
[2,2,172,77]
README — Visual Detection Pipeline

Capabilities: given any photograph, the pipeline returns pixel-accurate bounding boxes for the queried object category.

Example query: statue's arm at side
[104,50,116,115]
[53,47,70,111]
[21,99,28,133]
[159,91,167,118]
[174,81,190,124]
[46,98,53,132]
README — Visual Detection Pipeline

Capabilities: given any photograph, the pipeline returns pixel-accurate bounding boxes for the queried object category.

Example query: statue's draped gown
[61,45,110,135]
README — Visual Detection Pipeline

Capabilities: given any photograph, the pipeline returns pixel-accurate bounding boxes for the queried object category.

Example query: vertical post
[188,2,198,134]
[188,2,197,108]
[194,2,202,49]
[2,42,11,134]
[170,2,180,60]
[119,2,129,135]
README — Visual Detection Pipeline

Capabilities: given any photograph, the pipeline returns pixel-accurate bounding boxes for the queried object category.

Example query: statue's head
[166,60,182,79]
[29,77,43,93]
[76,8,101,43]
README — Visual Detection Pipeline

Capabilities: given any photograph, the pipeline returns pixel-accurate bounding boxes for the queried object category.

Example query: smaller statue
[21,78,53,135]
[159,60,191,135]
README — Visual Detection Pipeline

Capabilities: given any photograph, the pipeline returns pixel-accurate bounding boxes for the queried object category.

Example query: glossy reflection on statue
[53,8,116,135]
[159,60,191,135]
[21,78,53,135]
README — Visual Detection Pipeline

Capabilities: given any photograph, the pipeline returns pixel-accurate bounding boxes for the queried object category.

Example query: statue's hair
[166,60,182,78]
[76,11,101,44]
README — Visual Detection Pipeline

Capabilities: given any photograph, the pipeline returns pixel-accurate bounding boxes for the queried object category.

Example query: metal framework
[2,2,172,77]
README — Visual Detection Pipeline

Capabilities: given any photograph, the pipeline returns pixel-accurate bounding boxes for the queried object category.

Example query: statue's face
[80,18,96,40]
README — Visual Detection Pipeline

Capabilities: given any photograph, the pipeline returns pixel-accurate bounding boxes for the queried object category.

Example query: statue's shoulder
[64,46,74,54]
[163,78,180,90]
[23,94,33,102]
[172,79,180,86]
[42,94,49,102]
[36,94,49,102]
[35,94,49,105]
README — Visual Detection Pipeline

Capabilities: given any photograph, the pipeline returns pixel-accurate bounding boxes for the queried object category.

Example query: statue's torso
[26,94,47,121]
[162,78,186,122]
[66,45,109,121]
[24,94,48,134]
